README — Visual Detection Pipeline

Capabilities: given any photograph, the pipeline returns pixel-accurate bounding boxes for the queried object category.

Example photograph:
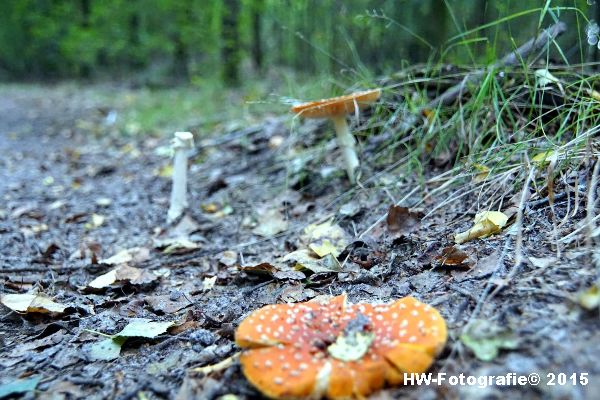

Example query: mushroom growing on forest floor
[167,131,194,223]
[235,294,447,399]
[291,89,381,183]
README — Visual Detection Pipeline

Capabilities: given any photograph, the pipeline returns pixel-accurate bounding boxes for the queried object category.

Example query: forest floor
[0,84,599,400]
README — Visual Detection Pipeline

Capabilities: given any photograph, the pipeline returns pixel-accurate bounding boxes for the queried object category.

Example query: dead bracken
[235,294,447,399]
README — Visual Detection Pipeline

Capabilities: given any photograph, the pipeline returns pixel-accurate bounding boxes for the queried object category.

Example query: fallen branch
[426,21,567,109]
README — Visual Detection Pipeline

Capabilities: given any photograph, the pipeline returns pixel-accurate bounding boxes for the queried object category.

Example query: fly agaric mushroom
[291,89,381,183]
[235,294,446,399]
[167,131,194,223]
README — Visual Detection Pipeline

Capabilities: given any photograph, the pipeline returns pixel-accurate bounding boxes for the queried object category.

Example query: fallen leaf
[284,250,342,273]
[88,269,118,289]
[146,294,193,314]
[309,239,339,258]
[460,319,519,361]
[88,318,176,360]
[577,284,599,310]
[534,68,562,89]
[433,246,470,268]
[339,201,362,217]
[84,213,105,230]
[155,164,173,178]
[587,88,600,101]
[252,208,288,237]
[272,270,306,280]
[191,352,239,374]
[1,293,67,315]
[202,276,217,291]
[213,205,234,218]
[162,238,200,254]
[95,197,112,207]
[531,150,558,165]
[88,337,126,361]
[0,376,41,398]
[240,262,278,277]
[386,205,422,236]
[154,215,203,253]
[472,163,490,183]
[301,220,349,257]
[100,247,150,265]
[240,262,305,281]
[218,395,241,400]
[217,250,238,267]
[201,203,220,213]
[455,211,508,244]
[528,256,555,269]
[88,265,158,289]
[116,318,175,338]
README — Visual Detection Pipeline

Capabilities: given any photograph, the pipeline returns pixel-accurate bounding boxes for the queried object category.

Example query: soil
[0,85,598,400]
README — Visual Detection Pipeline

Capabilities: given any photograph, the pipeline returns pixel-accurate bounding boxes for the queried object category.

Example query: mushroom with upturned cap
[235,294,447,399]
[291,89,381,183]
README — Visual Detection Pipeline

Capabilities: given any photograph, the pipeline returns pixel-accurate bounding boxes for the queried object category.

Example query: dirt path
[0,85,598,399]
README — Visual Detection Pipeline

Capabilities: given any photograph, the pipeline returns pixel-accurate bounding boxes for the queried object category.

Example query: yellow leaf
[85,214,105,230]
[531,150,557,165]
[588,89,600,101]
[302,220,349,258]
[455,211,508,244]
[1,293,67,314]
[201,203,219,213]
[309,239,338,257]
[472,164,490,183]
[155,164,173,178]
[577,285,599,310]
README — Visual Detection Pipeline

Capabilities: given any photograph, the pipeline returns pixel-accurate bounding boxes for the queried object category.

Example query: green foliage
[0,1,596,83]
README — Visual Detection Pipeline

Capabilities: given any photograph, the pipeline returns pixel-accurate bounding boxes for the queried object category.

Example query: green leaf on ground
[88,337,127,361]
[460,319,519,361]
[0,376,41,398]
[116,318,175,338]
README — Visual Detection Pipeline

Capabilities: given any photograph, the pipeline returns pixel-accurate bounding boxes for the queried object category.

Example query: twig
[586,160,599,251]
[489,167,535,299]
[426,22,567,109]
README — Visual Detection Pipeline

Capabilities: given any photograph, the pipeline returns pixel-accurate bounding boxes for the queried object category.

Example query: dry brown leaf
[433,246,471,268]
[386,205,422,235]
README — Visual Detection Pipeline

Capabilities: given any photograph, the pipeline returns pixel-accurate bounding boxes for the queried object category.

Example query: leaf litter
[0,86,598,399]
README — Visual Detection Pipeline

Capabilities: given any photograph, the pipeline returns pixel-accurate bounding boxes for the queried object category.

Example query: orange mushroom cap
[235,294,447,399]
[290,89,382,119]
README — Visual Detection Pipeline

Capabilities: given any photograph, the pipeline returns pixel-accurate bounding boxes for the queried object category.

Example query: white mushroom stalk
[167,131,194,223]
[332,115,359,183]
[290,88,381,184]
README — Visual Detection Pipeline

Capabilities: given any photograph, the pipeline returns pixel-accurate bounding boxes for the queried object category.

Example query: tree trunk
[222,0,241,86]
[251,0,264,73]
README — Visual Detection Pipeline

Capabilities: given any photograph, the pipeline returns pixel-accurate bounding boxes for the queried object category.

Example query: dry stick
[426,21,567,110]
[586,160,600,290]
[489,167,536,300]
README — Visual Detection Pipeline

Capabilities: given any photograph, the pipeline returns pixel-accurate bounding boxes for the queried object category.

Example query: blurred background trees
[0,0,597,85]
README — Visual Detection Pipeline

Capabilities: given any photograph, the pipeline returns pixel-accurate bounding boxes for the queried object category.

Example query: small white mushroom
[167,131,194,223]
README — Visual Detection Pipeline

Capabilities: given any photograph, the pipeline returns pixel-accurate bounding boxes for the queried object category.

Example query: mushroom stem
[332,115,359,183]
[167,131,194,223]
